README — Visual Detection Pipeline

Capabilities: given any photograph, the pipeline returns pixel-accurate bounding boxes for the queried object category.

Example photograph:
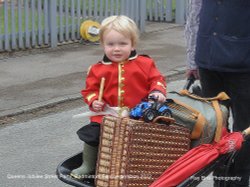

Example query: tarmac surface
[0,22,187,122]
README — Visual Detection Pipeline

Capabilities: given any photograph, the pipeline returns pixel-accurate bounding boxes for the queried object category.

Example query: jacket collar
[101,50,137,64]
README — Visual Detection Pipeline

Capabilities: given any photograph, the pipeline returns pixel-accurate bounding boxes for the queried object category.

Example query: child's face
[102,29,134,63]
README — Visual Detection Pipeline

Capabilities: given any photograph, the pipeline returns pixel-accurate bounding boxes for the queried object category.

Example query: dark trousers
[77,122,100,147]
[199,68,250,186]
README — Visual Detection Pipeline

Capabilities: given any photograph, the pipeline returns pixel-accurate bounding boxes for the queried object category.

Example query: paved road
[0,80,212,187]
[0,106,84,187]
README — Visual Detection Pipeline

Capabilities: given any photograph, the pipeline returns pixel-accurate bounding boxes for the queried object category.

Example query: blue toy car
[130,100,172,122]
[130,101,152,120]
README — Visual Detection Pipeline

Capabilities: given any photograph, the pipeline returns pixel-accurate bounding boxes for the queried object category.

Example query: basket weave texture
[95,116,191,187]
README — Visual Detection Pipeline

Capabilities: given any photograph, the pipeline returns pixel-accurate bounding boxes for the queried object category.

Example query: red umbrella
[149,127,250,187]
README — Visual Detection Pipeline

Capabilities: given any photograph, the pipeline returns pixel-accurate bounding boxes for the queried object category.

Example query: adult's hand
[186,69,199,79]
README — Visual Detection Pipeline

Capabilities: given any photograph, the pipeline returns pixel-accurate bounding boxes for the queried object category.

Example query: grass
[0,6,83,34]
[1,7,42,33]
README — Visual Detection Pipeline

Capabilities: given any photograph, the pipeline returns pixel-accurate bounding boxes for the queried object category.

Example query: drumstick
[98,77,105,101]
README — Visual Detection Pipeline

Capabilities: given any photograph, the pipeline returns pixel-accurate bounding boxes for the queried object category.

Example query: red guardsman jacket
[81,50,167,124]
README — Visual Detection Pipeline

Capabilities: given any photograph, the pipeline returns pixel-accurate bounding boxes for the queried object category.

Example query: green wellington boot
[70,143,98,179]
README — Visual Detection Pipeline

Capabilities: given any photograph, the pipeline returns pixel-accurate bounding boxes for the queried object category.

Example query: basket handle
[153,116,176,124]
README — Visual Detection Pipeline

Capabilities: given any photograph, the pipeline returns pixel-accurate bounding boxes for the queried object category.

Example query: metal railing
[0,0,186,52]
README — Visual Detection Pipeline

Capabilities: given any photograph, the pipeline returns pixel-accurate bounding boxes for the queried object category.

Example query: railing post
[139,0,146,32]
[175,0,186,25]
[4,0,10,51]
[0,2,3,51]
[166,0,173,22]
[48,0,57,48]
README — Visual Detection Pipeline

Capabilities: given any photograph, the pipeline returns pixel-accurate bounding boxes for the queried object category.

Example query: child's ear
[132,43,137,50]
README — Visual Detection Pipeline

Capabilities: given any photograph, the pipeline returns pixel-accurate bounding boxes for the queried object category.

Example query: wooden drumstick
[98,77,105,101]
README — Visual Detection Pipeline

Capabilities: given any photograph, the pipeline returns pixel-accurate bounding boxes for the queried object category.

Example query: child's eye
[107,43,113,46]
[120,42,127,45]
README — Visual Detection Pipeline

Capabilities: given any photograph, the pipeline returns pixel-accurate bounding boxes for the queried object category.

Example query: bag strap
[211,100,223,142]
[179,89,230,142]
[180,89,229,102]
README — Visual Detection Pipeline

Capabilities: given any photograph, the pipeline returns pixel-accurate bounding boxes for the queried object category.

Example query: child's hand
[92,100,105,112]
[149,92,166,103]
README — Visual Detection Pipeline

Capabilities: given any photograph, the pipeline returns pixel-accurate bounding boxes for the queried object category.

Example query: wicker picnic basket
[95,116,191,187]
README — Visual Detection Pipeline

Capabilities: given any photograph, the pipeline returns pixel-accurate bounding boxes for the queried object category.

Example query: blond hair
[99,15,139,47]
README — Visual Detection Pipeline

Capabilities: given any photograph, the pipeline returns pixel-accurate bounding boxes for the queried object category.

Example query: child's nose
[114,45,120,50]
